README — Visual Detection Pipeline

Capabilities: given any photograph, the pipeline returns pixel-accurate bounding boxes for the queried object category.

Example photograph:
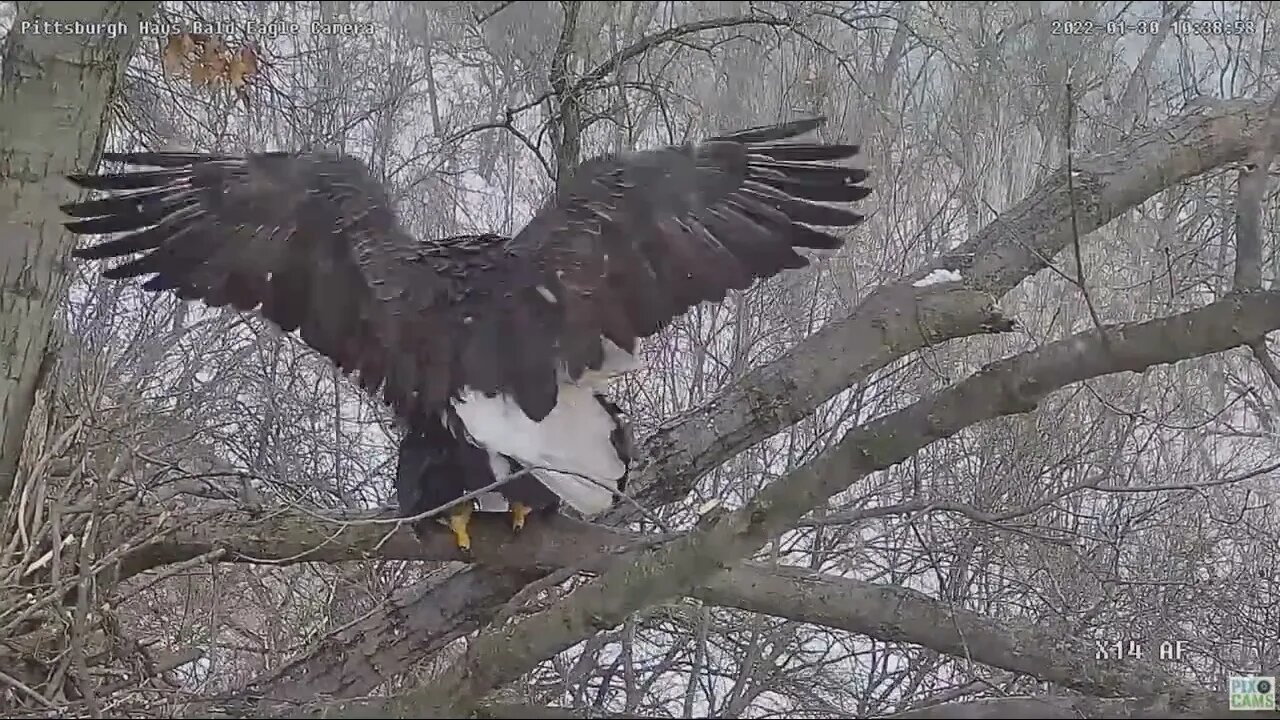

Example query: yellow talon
[512,502,533,533]
[447,503,473,553]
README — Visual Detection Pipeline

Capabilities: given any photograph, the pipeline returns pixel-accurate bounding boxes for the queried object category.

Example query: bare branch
[568,16,793,99]
[549,1,583,184]
[1064,81,1109,341]
[27,510,1268,720]
[883,694,1254,720]
[472,2,516,25]
[1233,90,1280,399]
[442,14,801,188]
[695,566,1214,714]
[1116,1,1191,134]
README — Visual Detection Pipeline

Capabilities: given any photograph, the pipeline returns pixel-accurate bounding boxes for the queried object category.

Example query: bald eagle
[59,117,872,551]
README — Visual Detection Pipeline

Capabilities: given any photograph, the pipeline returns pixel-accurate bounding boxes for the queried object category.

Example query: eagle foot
[446,503,474,553]
[511,502,533,533]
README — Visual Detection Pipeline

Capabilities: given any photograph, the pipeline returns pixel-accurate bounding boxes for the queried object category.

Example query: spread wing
[60,116,872,427]
[60,150,434,420]
[494,116,872,414]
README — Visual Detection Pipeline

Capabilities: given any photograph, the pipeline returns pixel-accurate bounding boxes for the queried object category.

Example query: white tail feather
[475,492,510,512]
[529,468,615,515]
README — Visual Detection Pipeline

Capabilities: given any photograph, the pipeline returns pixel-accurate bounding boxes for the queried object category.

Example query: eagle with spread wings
[60,117,873,552]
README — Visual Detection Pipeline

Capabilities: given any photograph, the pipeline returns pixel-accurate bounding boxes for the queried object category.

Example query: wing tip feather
[714,116,829,145]
[100,151,225,167]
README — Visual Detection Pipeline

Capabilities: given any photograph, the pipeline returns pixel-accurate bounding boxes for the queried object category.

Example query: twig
[1064,80,1109,345]
[0,667,59,711]
[1250,341,1280,393]
[473,1,515,24]
[442,14,798,182]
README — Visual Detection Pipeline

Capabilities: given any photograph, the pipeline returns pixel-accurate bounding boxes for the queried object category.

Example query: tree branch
[118,506,636,578]
[443,14,797,181]
[694,566,1214,714]
[129,505,1241,717]
[568,16,793,99]
[140,509,1242,718]
[471,703,650,720]
[1231,89,1280,406]
[382,290,1280,717]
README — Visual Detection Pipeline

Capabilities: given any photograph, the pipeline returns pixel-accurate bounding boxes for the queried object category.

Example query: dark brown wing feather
[61,150,441,423]
[60,117,872,427]
[490,116,873,417]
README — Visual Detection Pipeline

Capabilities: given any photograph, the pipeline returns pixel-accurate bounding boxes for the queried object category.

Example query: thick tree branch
[1231,90,1280,405]
[471,703,649,720]
[382,290,1280,717]
[224,565,541,717]
[132,509,1223,717]
[548,1,582,185]
[695,566,1215,715]
[126,510,1237,719]
[119,506,635,578]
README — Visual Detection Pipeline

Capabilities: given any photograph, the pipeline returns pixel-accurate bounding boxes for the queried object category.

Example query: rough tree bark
[134,507,1226,716]
[0,0,158,504]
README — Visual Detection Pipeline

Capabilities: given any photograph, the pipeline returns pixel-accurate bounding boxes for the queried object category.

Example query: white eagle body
[454,338,641,516]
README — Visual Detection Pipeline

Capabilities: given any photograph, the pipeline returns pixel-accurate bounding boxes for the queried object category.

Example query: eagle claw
[511,502,533,533]
[447,504,473,553]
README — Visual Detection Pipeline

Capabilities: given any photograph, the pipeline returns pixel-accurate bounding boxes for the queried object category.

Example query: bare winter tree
[3,1,1280,719]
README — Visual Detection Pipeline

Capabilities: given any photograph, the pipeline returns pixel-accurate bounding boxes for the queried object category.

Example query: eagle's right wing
[476,117,874,419]
[60,150,451,424]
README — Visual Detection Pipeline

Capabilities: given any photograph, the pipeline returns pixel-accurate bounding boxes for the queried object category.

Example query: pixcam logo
[1229,676,1276,711]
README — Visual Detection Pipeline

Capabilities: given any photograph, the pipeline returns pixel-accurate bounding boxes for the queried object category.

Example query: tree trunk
[0,1,158,504]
